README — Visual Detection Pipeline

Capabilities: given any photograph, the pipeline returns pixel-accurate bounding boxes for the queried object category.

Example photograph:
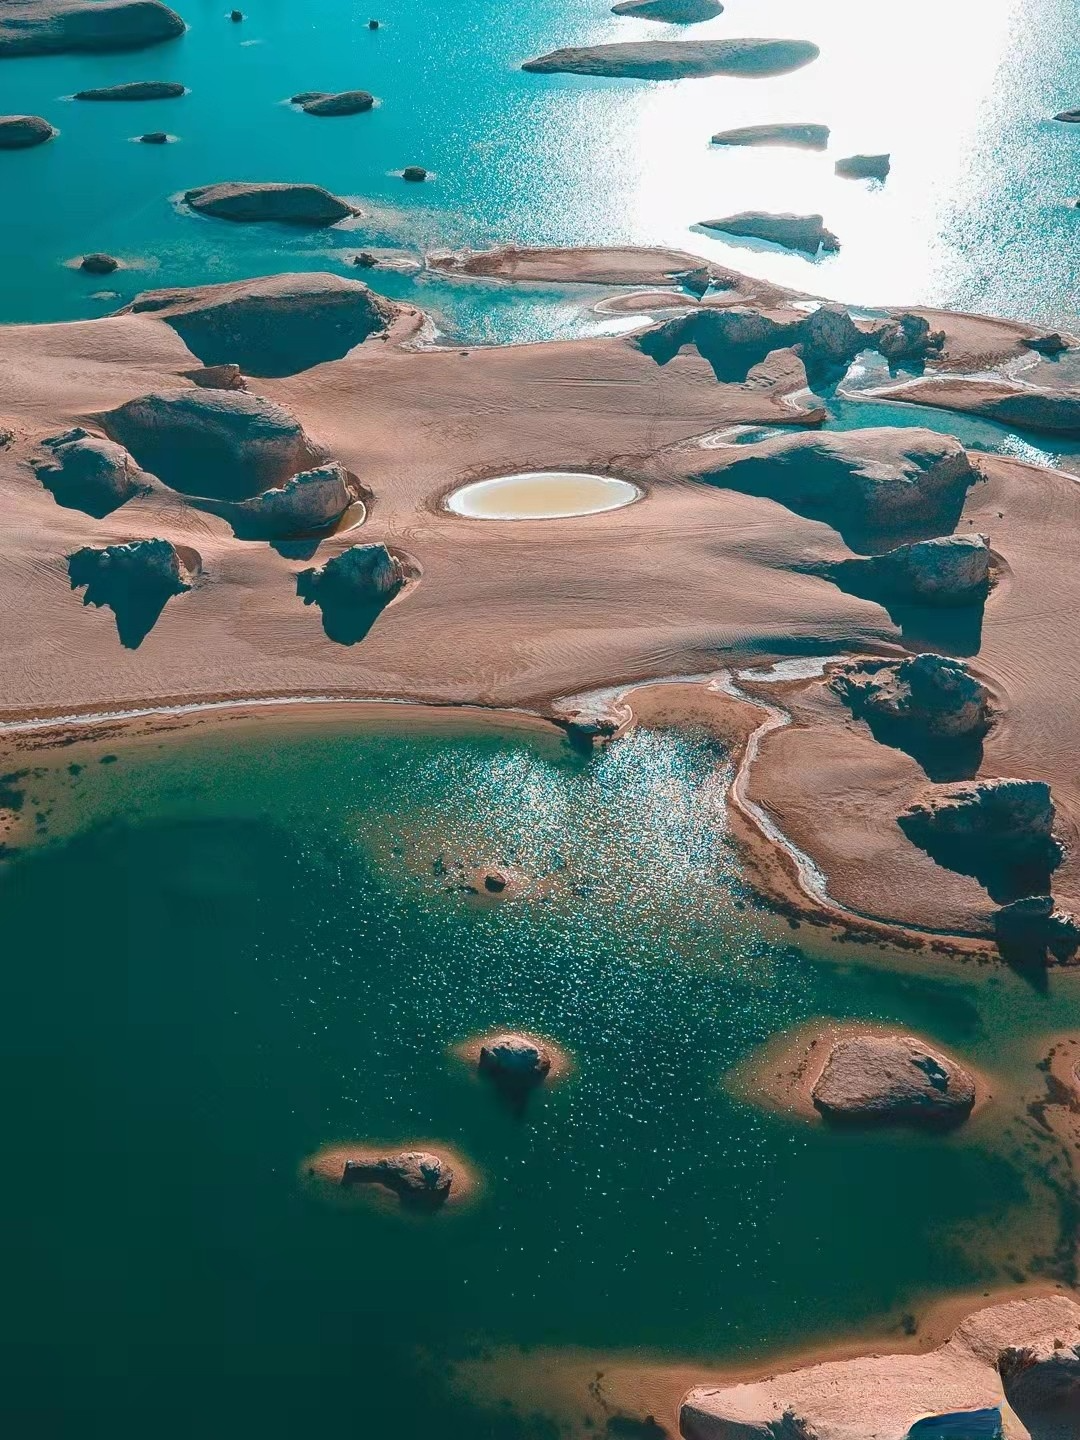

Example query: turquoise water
[1,0,1077,334]
[1,719,1078,1435]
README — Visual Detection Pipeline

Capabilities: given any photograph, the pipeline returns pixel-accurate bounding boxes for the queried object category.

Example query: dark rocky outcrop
[691,427,978,547]
[711,121,829,149]
[830,654,991,740]
[1025,331,1070,354]
[73,79,184,99]
[119,271,396,377]
[401,165,427,181]
[228,461,356,538]
[834,152,890,181]
[900,779,1061,899]
[610,0,722,22]
[522,38,820,80]
[33,428,152,516]
[80,252,119,274]
[101,389,328,500]
[1054,108,1080,122]
[68,537,194,648]
[138,129,169,142]
[478,1033,552,1090]
[638,302,864,386]
[297,542,405,641]
[341,1150,454,1209]
[700,210,839,255]
[994,896,1080,963]
[293,89,374,115]
[811,1034,976,1127]
[0,114,57,148]
[352,251,377,268]
[874,312,945,367]
[184,181,357,226]
[0,0,185,57]
[229,8,242,19]
[861,532,991,606]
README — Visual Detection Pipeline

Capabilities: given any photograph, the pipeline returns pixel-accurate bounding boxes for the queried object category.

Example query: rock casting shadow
[296,572,391,645]
[896,822,1063,905]
[822,562,986,655]
[856,710,985,782]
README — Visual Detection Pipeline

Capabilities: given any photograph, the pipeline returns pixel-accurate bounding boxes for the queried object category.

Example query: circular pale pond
[446,471,641,520]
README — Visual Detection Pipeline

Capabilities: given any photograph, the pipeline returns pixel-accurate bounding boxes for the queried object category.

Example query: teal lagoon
[0,716,1077,1435]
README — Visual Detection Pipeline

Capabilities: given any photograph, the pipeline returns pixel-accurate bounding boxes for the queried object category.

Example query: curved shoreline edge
[0,674,1021,960]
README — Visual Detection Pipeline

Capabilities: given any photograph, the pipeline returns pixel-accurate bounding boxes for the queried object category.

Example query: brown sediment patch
[301,1140,479,1213]
[723,1018,995,1124]
[449,1283,1078,1440]
[453,1030,573,1086]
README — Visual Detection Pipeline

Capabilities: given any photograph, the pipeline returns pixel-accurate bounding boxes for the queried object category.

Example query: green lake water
[1,717,1078,1436]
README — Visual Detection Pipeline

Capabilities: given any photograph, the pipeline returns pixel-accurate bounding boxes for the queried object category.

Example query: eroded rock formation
[293,89,374,115]
[0,114,57,147]
[700,211,839,255]
[184,181,357,226]
[298,542,404,602]
[478,1033,553,1089]
[869,377,1080,439]
[229,461,356,538]
[811,1033,976,1126]
[901,779,1055,854]
[68,537,194,647]
[73,79,184,99]
[0,0,185,57]
[680,1295,1080,1440]
[611,0,723,22]
[873,312,946,367]
[711,121,829,149]
[100,389,328,499]
[521,38,820,79]
[119,272,396,377]
[33,428,151,515]
[340,1150,454,1208]
[862,533,991,605]
[835,152,890,181]
[829,654,991,740]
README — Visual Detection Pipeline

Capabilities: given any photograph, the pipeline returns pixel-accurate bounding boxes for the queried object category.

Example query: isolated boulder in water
[867,533,991,605]
[478,1034,552,1089]
[835,152,890,181]
[138,129,169,143]
[341,1150,454,1207]
[34,429,151,515]
[184,181,357,226]
[900,779,1056,854]
[711,121,829,149]
[521,38,820,80]
[611,0,723,21]
[73,79,184,99]
[80,252,119,273]
[230,461,355,537]
[0,114,57,148]
[700,211,839,255]
[995,896,1080,961]
[298,542,404,603]
[811,1034,976,1126]
[120,271,396,377]
[101,389,328,499]
[0,0,185,57]
[874,312,946,365]
[829,654,991,739]
[295,89,374,115]
[1054,108,1080,122]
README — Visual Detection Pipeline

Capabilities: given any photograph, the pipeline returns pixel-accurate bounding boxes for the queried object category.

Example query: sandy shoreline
[2,246,1079,962]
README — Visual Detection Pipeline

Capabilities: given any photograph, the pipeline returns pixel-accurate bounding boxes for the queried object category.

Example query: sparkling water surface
[0,0,1077,335]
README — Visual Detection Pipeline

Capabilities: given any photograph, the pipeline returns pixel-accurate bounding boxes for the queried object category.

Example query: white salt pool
[446,471,641,520]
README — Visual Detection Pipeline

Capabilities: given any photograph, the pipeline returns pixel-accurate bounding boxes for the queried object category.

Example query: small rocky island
[811,1033,978,1126]
[522,38,820,80]
[184,181,358,226]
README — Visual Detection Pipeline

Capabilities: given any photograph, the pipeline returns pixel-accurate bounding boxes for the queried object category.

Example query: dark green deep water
[1,718,1079,1436]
